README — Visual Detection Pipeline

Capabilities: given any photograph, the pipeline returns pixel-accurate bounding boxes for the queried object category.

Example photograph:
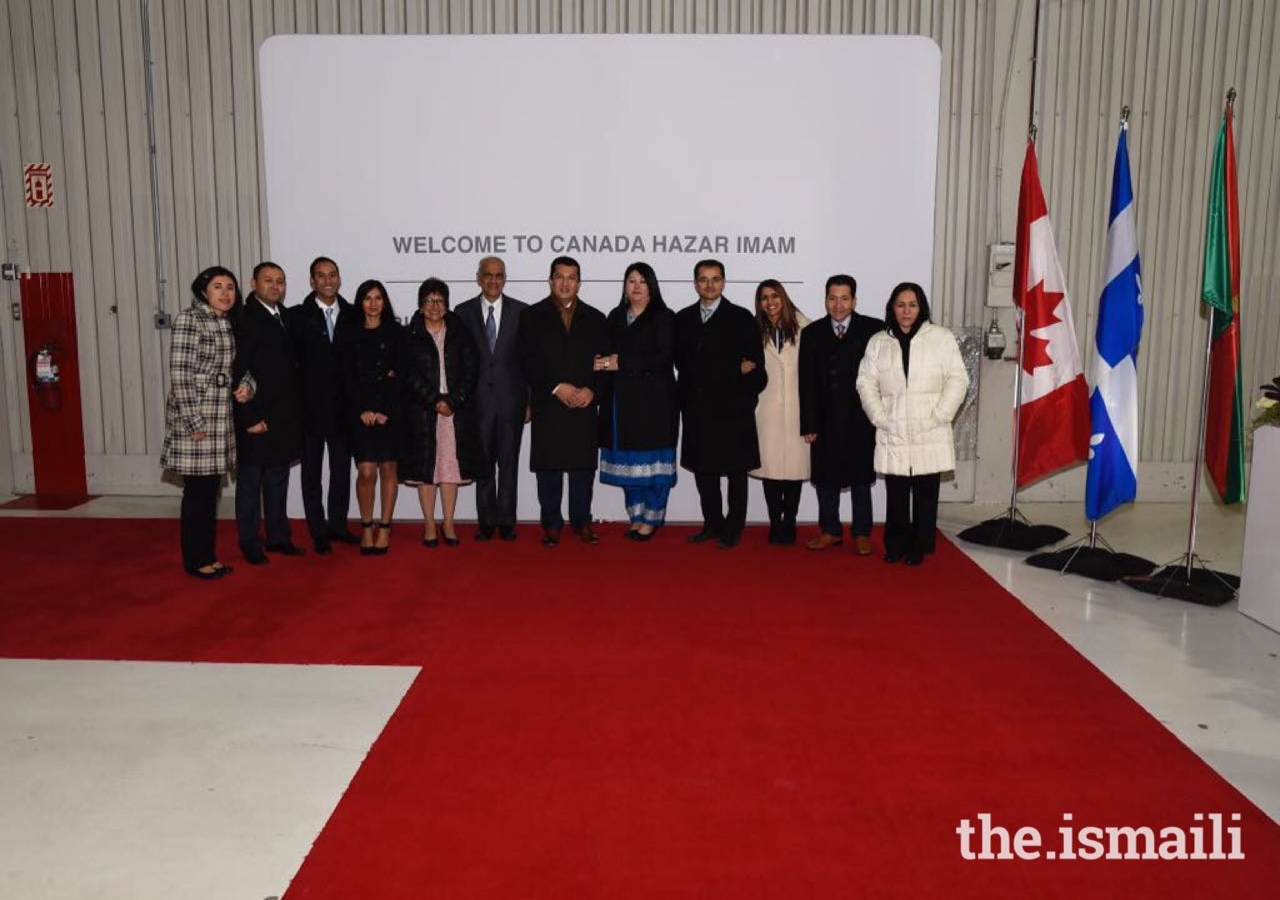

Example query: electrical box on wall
[986,243,1015,307]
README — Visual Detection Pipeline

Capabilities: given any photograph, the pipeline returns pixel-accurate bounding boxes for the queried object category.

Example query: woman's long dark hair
[191,265,241,308]
[618,261,668,314]
[355,278,396,324]
[884,281,932,332]
[754,279,801,346]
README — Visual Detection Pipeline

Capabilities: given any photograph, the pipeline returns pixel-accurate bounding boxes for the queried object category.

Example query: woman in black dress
[345,279,403,554]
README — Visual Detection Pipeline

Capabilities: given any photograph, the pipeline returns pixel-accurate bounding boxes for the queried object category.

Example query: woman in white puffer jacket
[856,282,968,565]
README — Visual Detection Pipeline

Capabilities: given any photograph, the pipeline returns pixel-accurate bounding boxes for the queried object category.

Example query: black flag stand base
[1025,530,1156,582]
[957,507,1069,551]
[1120,553,1240,606]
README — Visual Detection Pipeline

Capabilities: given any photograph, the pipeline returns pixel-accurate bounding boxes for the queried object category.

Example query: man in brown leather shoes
[799,275,880,556]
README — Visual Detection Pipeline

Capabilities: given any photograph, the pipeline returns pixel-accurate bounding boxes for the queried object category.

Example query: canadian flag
[1012,140,1090,487]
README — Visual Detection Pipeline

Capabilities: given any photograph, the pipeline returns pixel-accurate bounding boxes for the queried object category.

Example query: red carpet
[1,517,1278,897]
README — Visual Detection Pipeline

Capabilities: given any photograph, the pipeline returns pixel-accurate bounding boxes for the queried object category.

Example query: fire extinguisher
[29,341,63,412]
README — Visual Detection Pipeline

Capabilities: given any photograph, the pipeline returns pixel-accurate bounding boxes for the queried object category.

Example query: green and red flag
[1200,98,1246,504]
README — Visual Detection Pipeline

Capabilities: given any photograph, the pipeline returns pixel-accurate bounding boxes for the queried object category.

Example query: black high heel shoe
[359,520,375,556]
[442,525,459,547]
[373,522,391,556]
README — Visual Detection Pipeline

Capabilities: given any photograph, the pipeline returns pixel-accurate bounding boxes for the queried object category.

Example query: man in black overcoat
[673,259,767,548]
[518,256,609,546]
[287,255,362,554]
[232,261,304,563]
[798,274,882,555]
[455,256,529,542]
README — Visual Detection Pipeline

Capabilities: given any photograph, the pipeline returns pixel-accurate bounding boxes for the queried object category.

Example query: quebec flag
[1085,124,1144,521]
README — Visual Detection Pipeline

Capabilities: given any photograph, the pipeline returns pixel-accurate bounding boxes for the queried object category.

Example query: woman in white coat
[856,282,968,565]
[749,280,810,544]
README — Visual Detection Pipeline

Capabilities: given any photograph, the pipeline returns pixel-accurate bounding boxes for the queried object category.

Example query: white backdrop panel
[260,34,940,526]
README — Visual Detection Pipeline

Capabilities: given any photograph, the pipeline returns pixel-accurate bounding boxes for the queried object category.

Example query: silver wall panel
[1036,0,1279,465]
[0,0,1276,495]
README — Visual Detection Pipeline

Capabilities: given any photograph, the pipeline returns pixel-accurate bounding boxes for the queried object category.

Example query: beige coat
[751,313,811,481]
[856,322,968,476]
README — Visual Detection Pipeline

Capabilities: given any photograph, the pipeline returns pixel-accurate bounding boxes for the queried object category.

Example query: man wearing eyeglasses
[673,259,767,549]
[456,256,529,542]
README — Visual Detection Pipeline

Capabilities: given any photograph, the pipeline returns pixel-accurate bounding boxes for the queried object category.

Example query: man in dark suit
[799,274,882,555]
[287,256,361,554]
[518,255,609,547]
[232,261,305,563]
[673,259,767,548]
[455,256,528,541]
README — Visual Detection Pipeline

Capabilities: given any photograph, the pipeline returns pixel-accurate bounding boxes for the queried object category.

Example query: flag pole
[1122,89,1240,604]
[960,121,1073,552]
[1186,293,1216,580]
[1006,124,1037,524]
[1025,106,1156,580]
[1008,306,1026,523]
[1184,87,1235,582]
[1088,104,1129,555]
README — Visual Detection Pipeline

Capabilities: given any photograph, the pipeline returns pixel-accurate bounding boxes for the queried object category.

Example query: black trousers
[760,478,802,541]
[235,463,292,552]
[535,469,594,530]
[475,412,523,529]
[694,471,748,539]
[883,472,942,556]
[815,482,874,538]
[301,432,352,542]
[180,473,221,572]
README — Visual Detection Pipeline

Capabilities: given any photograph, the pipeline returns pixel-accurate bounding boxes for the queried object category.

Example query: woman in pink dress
[397,278,484,546]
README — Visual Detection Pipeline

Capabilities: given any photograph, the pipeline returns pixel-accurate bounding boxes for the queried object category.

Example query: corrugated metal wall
[1035,0,1280,465]
[0,0,1275,493]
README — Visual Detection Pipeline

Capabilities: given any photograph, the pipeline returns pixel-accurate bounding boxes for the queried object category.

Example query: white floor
[0,497,1276,899]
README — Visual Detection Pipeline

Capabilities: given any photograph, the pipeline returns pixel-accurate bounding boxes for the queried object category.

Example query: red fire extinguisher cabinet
[19,273,89,502]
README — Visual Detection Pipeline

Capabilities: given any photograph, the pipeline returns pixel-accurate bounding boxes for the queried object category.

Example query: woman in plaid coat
[161,266,253,579]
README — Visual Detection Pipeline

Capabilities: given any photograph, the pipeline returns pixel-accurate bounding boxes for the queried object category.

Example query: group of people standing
[161,253,968,579]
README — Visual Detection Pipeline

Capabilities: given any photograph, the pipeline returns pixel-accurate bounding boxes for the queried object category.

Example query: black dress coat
[397,311,484,483]
[518,296,610,471]
[798,313,882,487]
[599,302,678,451]
[232,294,302,467]
[343,318,404,463]
[287,292,361,438]
[673,298,767,473]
